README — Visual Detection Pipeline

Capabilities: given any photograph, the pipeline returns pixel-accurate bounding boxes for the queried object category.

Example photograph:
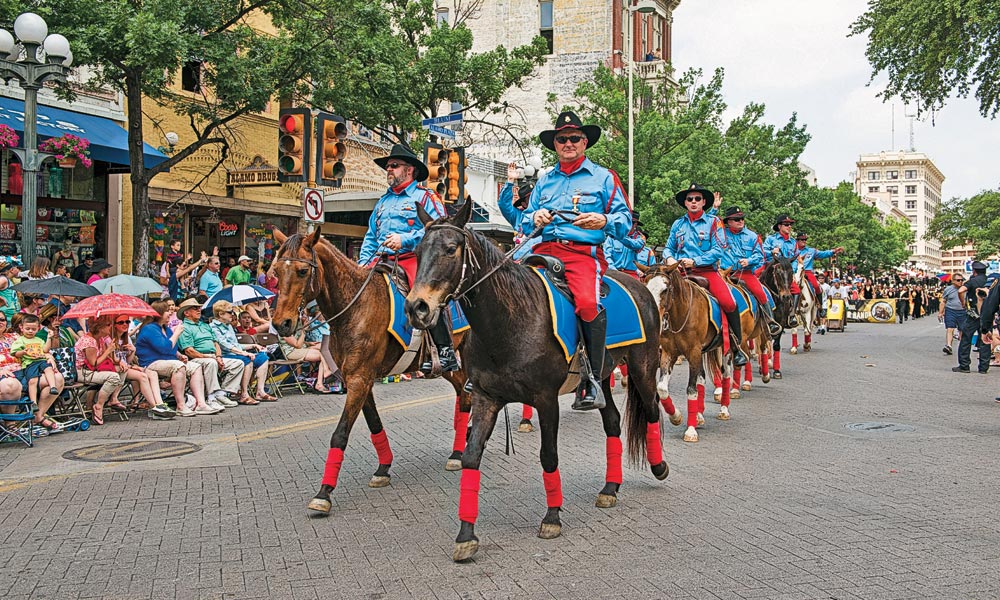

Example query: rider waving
[762,214,802,315]
[520,111,632,411]
[793,233,843,299]
[603,209,646,280]
[359,144,456,373]
[662,183,749,367]
[720,206,782,336]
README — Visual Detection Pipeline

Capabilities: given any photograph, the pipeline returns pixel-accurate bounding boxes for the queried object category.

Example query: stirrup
[572,377,606,411]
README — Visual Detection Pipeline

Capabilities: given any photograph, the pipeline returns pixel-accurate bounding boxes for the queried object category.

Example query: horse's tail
[623,360,660,467]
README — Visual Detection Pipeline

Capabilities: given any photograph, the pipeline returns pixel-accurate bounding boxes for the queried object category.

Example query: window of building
[868,186,879,193]
[891,200,898,207]
[887,186,898,195]
[905,169,917,179]
[905,185,917,195]
[887,170,898,179]
[540,1,554,54]
[867,171,880,181]
[181,60,202,93]
[436,8,449,25]
[905,199,916,210]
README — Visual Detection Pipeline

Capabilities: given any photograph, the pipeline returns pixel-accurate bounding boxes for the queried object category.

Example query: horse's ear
[665,262,679,273]
[303,226,322,250]
[417,202,435,227]
[453,199,473,228]
[273,229,288,245]
[636,262,649,274]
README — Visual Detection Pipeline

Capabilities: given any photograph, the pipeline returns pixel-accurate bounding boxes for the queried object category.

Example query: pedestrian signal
[277,108,311,183]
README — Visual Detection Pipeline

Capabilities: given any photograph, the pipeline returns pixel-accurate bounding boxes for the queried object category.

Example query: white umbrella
[90,274,164,296]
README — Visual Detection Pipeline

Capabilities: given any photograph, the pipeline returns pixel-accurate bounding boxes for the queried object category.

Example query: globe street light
[626,1,663,207]
[0,12,73,266]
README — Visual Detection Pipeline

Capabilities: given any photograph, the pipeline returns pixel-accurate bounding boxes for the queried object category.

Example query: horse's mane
[461,227,546,312]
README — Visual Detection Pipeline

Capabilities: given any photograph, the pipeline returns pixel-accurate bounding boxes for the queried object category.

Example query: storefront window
[148,204,186,264]
[245,214,297,264]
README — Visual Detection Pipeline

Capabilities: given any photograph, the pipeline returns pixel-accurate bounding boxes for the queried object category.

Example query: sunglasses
[385,162,407,170]
[554,135,584,144]
[779,222,793,226]
[685,196,704,202]
[729,217,745,222]
[115,320,130,325]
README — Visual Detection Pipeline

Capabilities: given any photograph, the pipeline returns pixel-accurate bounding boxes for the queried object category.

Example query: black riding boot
[788,294,800,328]
[421,313,460,373]
[762,301,782,336]
[725,309,749,367]
[573,310,608,411]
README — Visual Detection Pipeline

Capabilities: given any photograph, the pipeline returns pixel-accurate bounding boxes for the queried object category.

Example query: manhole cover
[845,422,915,433]
[63,440,201,462]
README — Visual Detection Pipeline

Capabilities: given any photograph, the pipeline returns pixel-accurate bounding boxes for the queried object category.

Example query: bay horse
[644,263,727,443]
[269,228,471,515]
[759,256,796,380]
[789,257,820,354]
[713,276,773,401]
[405,202,666,563]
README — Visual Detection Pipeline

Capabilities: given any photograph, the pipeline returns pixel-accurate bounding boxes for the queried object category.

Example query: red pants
[621,269,641,281]
[368,252,417,287]
[803,270,820,298]
[689,268,736,312]
[732,271,769,307]
[534,242,607,321]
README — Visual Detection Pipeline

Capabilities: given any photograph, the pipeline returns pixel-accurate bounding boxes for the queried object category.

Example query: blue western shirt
[662,212,727,269]
[603,230,645,270]
[636,245,657,268]
[519,158,632,246]
[498,183,522,229]
[358,180,446,265]
[721,227,765,272]
[796,246,835,271]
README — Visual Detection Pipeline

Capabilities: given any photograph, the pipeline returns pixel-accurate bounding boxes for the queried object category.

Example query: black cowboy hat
[772,214,795,231]
[673,182,716,209]
[374,144,429,182]
[88,258,112,272]
[514,182,534,210]
[795,232,809,241]
[721,206,746,222]
[539,111,602,151]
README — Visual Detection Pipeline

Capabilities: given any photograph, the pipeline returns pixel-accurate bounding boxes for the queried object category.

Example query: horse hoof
[307,497,332,513]
[538,522,562,539]
[789,347,798,355]
[518,420,533,433]
[595,493,618,508]
[683,427,699,443]
[773,371,782,380]
[731,389,741,399]
[804,344,811,353]
[669,410,683,426]
[741,382,752,391]
[453,540,479,562]
[712,389,721,403]
[717,408,730,421]
[762,375,771,383]
[445,459,462,471]
[696,413,705,427]
[368,475,391,488]
[651,461,669,480]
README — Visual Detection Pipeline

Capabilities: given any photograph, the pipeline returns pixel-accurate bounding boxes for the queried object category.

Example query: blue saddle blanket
[385,274,469,349]
[528,268,646,363]
[706,284,773,336]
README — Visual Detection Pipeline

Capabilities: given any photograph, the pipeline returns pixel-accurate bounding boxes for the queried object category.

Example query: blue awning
[0,96,169,170]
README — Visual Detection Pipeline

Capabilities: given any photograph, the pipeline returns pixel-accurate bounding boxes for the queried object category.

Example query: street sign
[426,123,457,140]
[420,113,463,126]
[303,187,325,223]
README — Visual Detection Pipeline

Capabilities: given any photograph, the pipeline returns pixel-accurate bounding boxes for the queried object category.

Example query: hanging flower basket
[39,133,93,169]
[0,124,19,150]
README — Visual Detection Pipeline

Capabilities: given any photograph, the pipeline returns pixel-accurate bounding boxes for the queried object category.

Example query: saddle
[523,254,609,303]
[687,275,711,290]
[373,262,410,295]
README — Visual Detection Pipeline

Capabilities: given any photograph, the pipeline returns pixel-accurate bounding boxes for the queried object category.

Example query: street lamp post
[626,1,662,206]
[0,12,73,266]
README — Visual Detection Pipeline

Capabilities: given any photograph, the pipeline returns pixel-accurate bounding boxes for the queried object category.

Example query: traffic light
[277,107,311,183]
[423,142,449,197]
[445,146,467,203]
[316,112,348,188]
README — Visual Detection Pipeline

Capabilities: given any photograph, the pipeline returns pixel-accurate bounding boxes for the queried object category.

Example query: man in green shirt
[176,298,244,407]
[225,255,254,286]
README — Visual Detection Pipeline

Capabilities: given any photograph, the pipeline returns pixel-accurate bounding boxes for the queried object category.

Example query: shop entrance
[189,209,243,266]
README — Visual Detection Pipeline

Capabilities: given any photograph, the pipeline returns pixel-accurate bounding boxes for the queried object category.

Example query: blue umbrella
[203,284,275,311]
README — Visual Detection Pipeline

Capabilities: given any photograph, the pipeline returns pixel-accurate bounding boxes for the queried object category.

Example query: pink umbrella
[62,293,159,320]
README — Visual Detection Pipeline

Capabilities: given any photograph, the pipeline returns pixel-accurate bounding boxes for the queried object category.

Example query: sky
[671,0,1000,201]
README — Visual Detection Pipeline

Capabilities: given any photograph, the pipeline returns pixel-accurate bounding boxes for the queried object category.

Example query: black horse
[404,202,666,562]
[759,256,796,379]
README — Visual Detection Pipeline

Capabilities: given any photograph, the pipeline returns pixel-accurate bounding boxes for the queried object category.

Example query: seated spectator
[305,302,345,394]
[0,313,63,431]
[10,314,60,415]
[258,262,279,296]
[234,311,257,335]
[135,300,218,416]
[86,259,113,285]
[279,310,332,394]
[109,315,176,419]
[0,260,22,321]
[25,256,54,280]
[20,294,46,318]
[210,300,274,403]
[71,253,94,283]
[75,317,124,426]
[176,298,243,409]
[244,299,271,331]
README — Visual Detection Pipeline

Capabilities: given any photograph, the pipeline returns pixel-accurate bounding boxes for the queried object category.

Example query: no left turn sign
[303,188,325,223]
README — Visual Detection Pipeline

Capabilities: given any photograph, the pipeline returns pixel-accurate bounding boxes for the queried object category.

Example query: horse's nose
[275,318,293,336]
[405,298,432,328]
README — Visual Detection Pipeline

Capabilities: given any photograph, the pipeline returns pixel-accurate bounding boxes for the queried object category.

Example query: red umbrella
[62,293,159,320]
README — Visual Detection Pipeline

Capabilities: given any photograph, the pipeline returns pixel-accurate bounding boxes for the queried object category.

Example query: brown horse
[644,263,726,443]
[759,257,797,380]
[713,279,773,400]
[270,228,470,514]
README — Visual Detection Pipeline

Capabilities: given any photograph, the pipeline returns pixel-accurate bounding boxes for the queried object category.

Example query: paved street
[1,318,999,599]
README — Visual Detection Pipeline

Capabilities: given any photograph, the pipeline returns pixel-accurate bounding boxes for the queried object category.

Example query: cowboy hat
[722,206,746,222]
[38,303,59,323]
[772,214,795,231]
[374,144,429,183]
[674,182,716,209]
[539,111,601,151]
[795,232,809,241]
[177,298,203,312]
[88,258,112,272]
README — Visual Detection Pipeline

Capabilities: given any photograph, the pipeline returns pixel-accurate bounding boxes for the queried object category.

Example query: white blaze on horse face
[646,275,667,312]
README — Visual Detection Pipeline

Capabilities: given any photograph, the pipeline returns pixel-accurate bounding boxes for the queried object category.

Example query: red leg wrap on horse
[805,333,811,344]
[610,371,615,389]
[645,422,663,465]
[792,332,798,347]
[619,363,628,378]
[370,430,393,465]
[687,398,699,427]
[605,437,623,484]
[733,369,742,385]
[453,410,470,452]
[721,377,731,407]
[542,469,563,508]
[661,395,676,415]
[322,448,345,488]
[522,404,533,419]
[458,469,481,523]
[774,350,781,370]
[745,362,752,382]
[713,371,722,387]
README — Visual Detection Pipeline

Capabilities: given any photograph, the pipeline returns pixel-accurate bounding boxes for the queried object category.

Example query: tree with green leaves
[850,0,1000,118]
[926,190,1000,258]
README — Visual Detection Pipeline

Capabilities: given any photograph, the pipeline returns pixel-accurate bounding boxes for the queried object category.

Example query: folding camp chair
[0,395,36,447]
[255,332,308,396]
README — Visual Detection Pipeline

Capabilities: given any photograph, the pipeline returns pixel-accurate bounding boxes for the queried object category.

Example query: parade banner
[847,298,896,323]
